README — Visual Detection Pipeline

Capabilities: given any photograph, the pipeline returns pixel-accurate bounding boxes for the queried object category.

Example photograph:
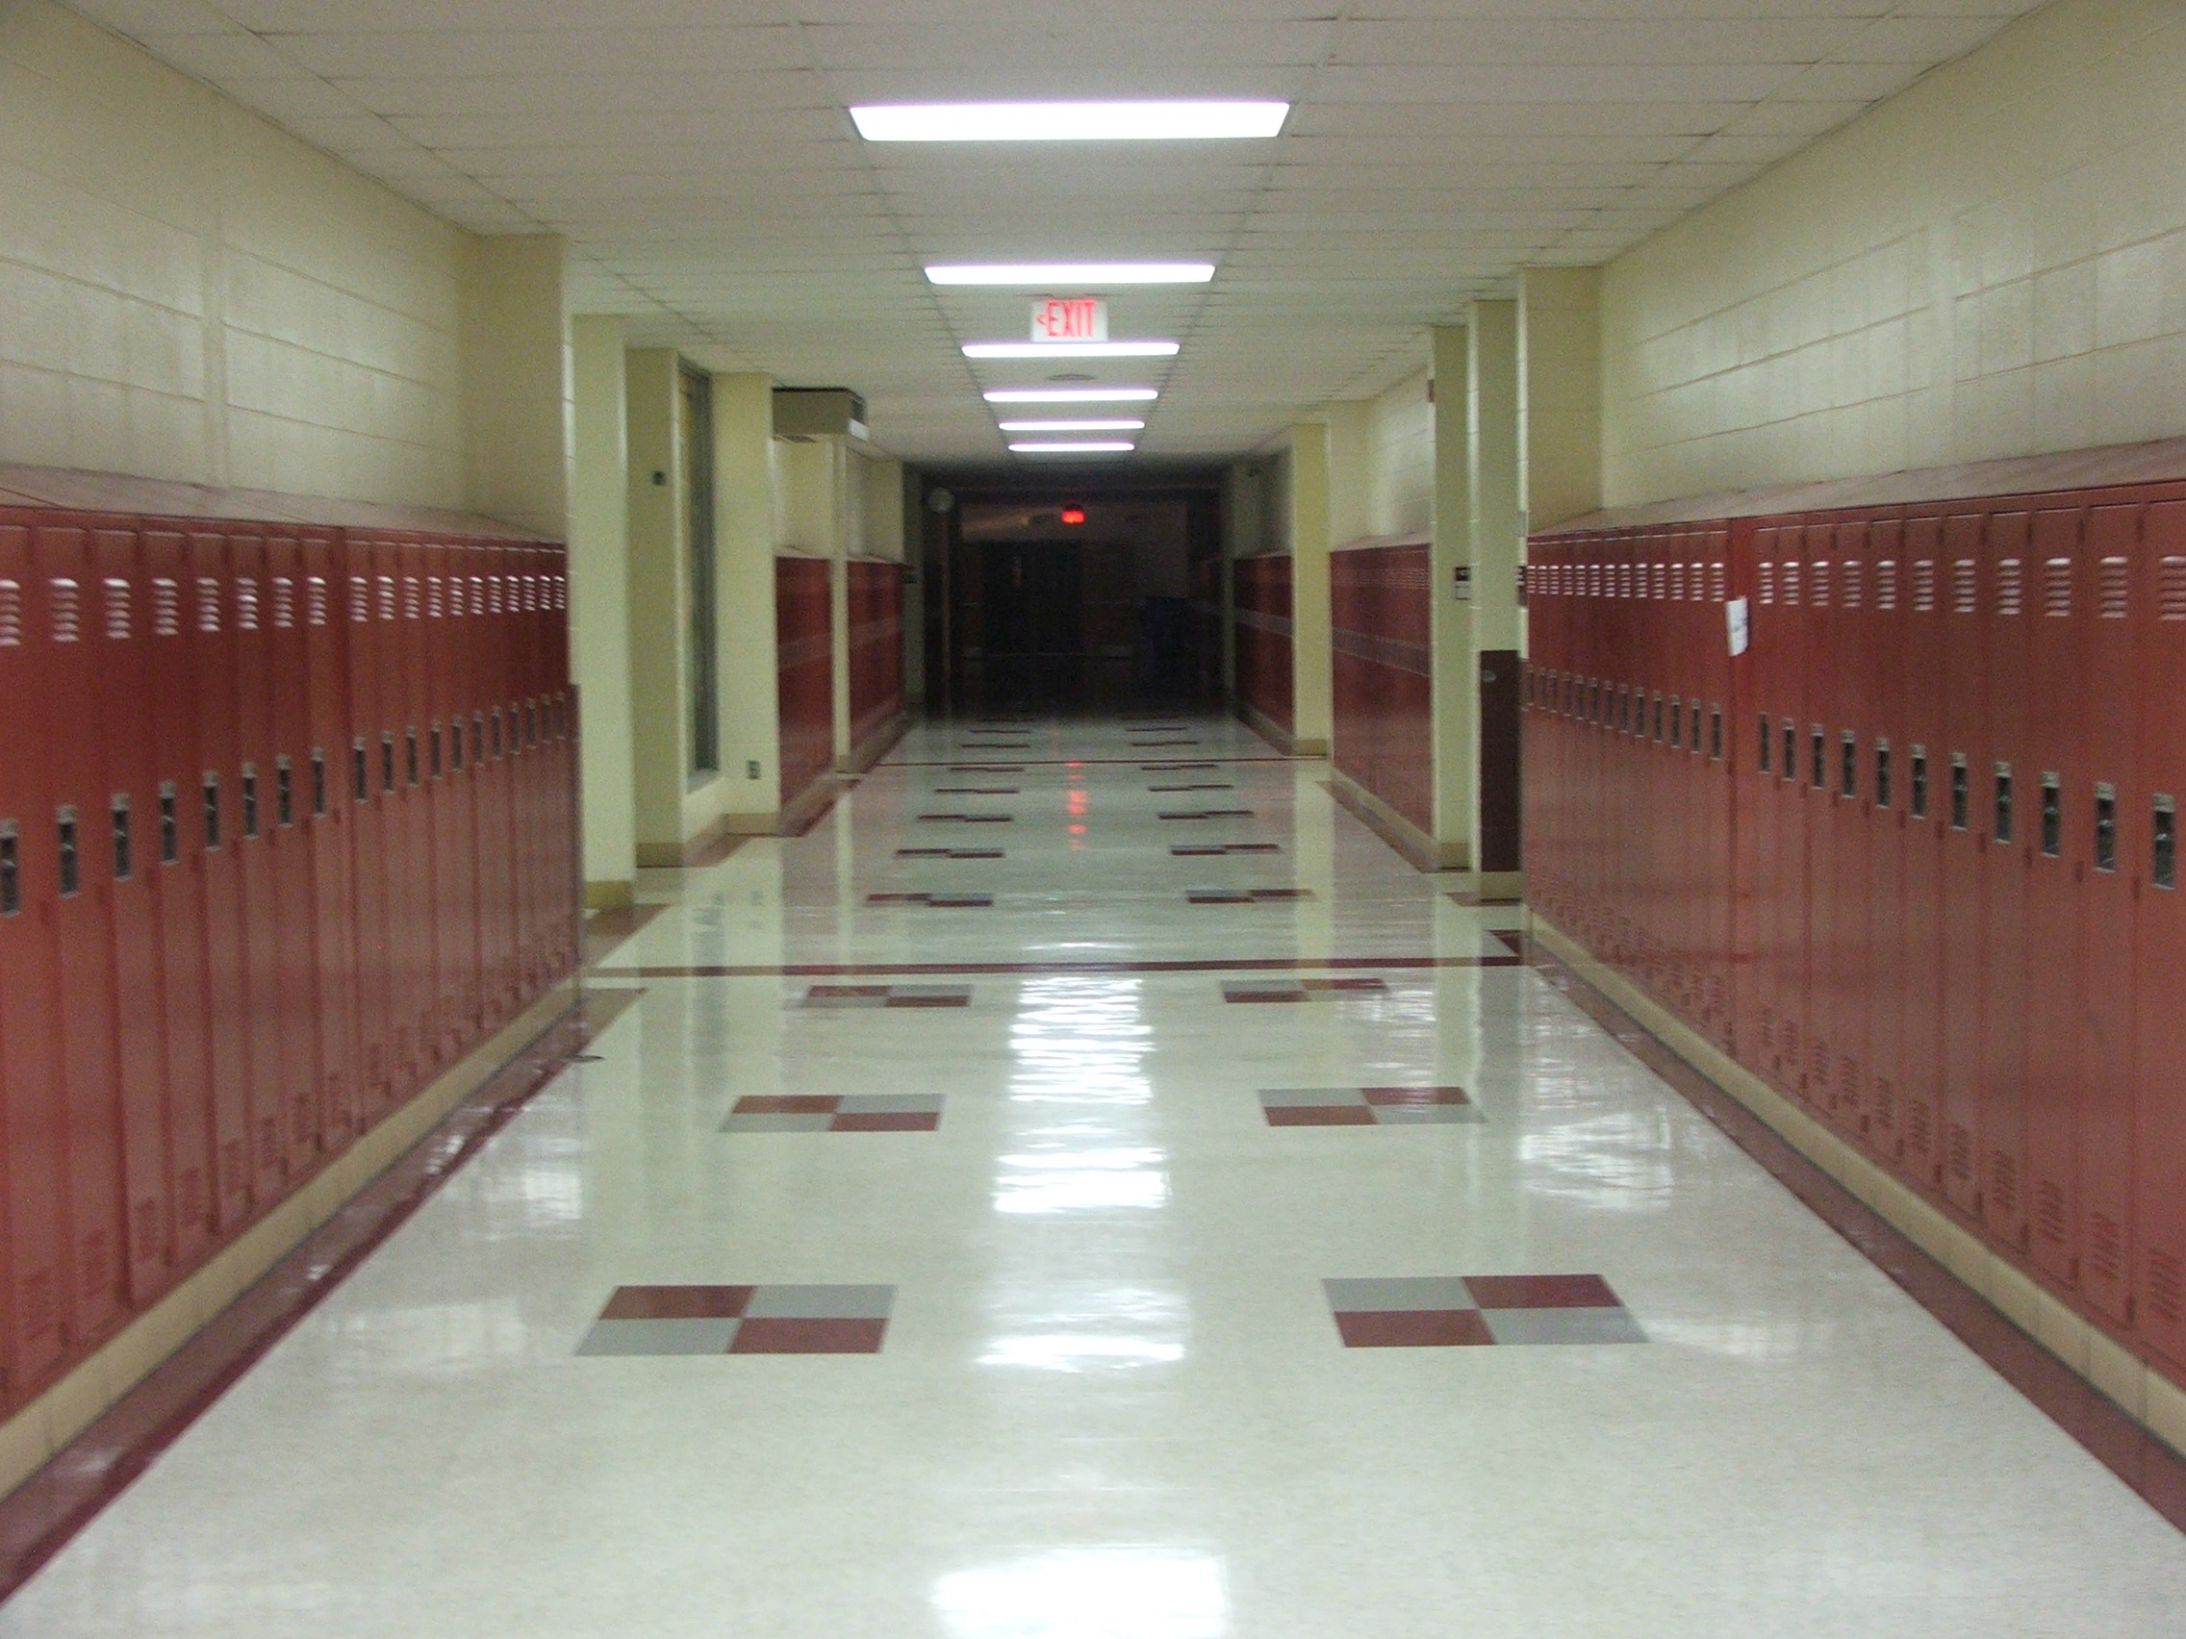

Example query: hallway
[7,714,2182,1637]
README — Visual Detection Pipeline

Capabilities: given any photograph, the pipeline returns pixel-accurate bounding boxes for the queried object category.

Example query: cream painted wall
[1288,423,1332,750]
[461,237,569,540]
[857,450,906,561]
[569,316,635,896]
[0,0,470,506]
[1366,369,1434,537]
[1601,0,2186,505]
[711,374,782,823]
[1325,401,1373,546]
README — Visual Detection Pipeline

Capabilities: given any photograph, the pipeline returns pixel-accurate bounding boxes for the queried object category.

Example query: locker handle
[311,748,328,819]
[0,821,16,915]
[241,763,260,839]
[1840,733,1857,800]
[1709,706,1722,762]
[380,732,396,795]
[203,775,222,851]
[1949,755,1969,832]
[2040,773,2061,858]
[1781,720,1795,783]
[111,795,132,882]
[1669,698,1681,749]
[406,727,420,788]
[1993,763,2013,846]
[2154,796,2175,891]
[158,783,178,865]
[1910,747,1929,820]
[57,806,80,896]
[352,739,369,805]
[1652,694,1664,744]
[276,757,294,828]
[1808,724,1824,790]
[1875,741,1893,810]
[2094,783,2117,873]
[471,713,484,767]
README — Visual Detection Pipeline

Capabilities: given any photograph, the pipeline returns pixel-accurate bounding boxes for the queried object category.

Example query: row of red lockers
[1521,481,2186,1380]
[0,511,580,1417]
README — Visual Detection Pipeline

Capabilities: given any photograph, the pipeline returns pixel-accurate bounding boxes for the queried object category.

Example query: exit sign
[1031,296,1107,342]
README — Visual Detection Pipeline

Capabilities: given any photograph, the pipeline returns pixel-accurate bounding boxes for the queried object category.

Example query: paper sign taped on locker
[1726,596,1751,657]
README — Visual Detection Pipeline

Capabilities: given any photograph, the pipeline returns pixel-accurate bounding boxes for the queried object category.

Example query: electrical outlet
[746,760,761,780]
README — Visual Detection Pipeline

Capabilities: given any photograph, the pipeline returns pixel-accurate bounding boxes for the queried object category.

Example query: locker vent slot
[151,577,179,637]
[428,576,444,619]
[1758,562,1775,604]
[0,578,18,645]
[1911,748,1927,819]
[1906,1099,1934,1156]
[1652,563,1666,600]
[0,823,18,915]
[1996,558,2022,616]
[2163,557,2186,621]
[1913,560,1936,611]
[2155,796,2176,891]
[1952,559,1975,614]
[1840,560,1862,608]
[1671,562,1686,600]
[2099,556,2128,617]
[1992,764,2012,844]
[203,776,221,850]
[2043,558,2071,616]
[489,576,504,615]
[272,577,295,629]
[51,577,81,642]
[2040,774,2061,857]
[2094,783,2117,872]
[102,577,130,639]
[349,575,369,623]
[307,576,329,626]
[404,577,421,621]
[1783,561,1801,605]
[1876,559,1898,611]
[2149,1249,2184,1323]
[1990,1153,2018,1220]
[1709,562,1727,602]
[471,575,486,616]
[373,574,394,621]
[56,808,79,896]
[235,577,259,632]
[1949,756,1969,830]
[1811,560,1830,606]
[241,766,258,839]
[1875,741,1892,809]
[1948,1124,1974,1182]
[198,576,222,633]
[111,796,132,882]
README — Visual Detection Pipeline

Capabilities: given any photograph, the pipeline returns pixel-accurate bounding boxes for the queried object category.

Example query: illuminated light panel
[1010,441,1135,454]
[926,262,1214,286]
[965,341,1178,360]
[851,101,1288,143]
[997,419,1145,433]
[985,387,1158,405]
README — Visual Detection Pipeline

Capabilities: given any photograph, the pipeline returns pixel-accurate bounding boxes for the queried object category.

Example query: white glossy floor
[8,713,2185,1637]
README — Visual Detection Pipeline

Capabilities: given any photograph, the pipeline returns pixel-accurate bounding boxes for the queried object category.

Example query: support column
[569,316,635,907]
[710,373,783,833]
[1428,325,1475,869]
[623,349,702,863]
[1518,267,1603,533]
[1467,300,1524,889]
[1287,423,1332,756]
[460,236,570,540]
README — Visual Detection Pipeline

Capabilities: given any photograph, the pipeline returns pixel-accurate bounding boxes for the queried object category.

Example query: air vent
[235,577,260,631]
[1811,560,1830,607]
[1758,562,1775,605]
[51,577,81,642]
[2043,557,2071,617]
[2162,556,2186,621]
[1709,562,1726,602]
[197,576,221,633]
[272,576,295,629]
[1876,559,1898,611]
[1997,557,2022,616]
[102,576,131,640]
[0,579,21,646]
[307,575,329,626]
[1952,558,1975,614]
[376,575,396,621]
[404,576,421,620]
[349,575,370,623]
[2100,556,2128,618]
[1913,559,1936,611]
[1783,560,1801,605]
[428,576,444,619]
[1841,560,1862,608]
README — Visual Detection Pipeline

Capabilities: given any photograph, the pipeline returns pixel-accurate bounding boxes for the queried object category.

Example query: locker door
[299,534,359,1156]
[551,548,578,977]
[1897,516,1948,1191]
[2132,499,2186,1358]
[266,535,322,1176]
[1827,520,1873,1140]
[443,553,482,1050]
[188,533,253,1229]
[420,544,460,1062]
[1734,526,1776,1080]
[0,522,72,1402]
[373,534,423,1097]
[140,531,216,1272]
[91,526,174,1305]
[1863,520,1908,1159]
[344,538,393,1118]
[391,539,436,1079]
[2022,508,2086,1286]
[33,522,129,1342]
[1704,527,1734,1047]
[1801,523,1839,1118]
[1980,511,2033,1248]
[1938,511,1987,1218]
[230,532,287,1202]
[1775,540,1813,1098]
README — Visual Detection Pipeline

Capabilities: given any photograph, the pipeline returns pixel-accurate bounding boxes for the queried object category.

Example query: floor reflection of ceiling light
[934,1548,1229,1639]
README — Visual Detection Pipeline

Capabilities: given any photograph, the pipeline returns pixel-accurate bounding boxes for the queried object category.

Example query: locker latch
[1949,755,1969,831]
[203,774,222,850]
[241,763,260,839]
[57,806,80,896]
[1781,720,1796,783]
[380,732,396,795]
[2040,773,2061,857]
[111,794,132,882]
[1875,740,1893,810]
[312,748,328,818]
[1992,762,2013,846]
[1910,746,1929,820]
[1758,714,1771,775]
[2156,796,2177,891]
[1709,706,1723,762]
[430,723,444,780]
[1669,697,1681,748]
[353,738,369,804]
[2094,782,2117,873]
[0,821,19,916]
[159,783,178,865]
[276,757,294,828]
[1840,733,1858,800]
[1810,725,1826,790]
[406,727,420,788]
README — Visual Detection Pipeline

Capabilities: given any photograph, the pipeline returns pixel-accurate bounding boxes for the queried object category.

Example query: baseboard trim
[1527,910,2186,1478]
[776,774,842,837]
[1232,699,1299,756]
[842,710,911,775]
[583,878,635,912]
[1322,771,1466,872]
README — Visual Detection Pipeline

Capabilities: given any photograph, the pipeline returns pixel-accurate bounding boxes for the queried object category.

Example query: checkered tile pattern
[1222,977,1389,1003]
[1324,1275,1644,1348]
[1141,761,1220,771]
[578,1284,896,1355]
[1170,842,1281,857]
[1149,783,1236,793]
[1261,1086,1480,1126]
[1186,887,1313,905]
[723,1095,945,1133]
[865,891,994,908]
[962,739,1031,749]
[1159,808,1255,821]
[934,786,1020,795]
[917,812,1014,824]
[947,764,1026,773]
[895,847,1005,860]
[804,984,972,1008]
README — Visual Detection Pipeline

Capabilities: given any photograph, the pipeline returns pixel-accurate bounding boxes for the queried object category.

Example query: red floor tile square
[830,1111,941,1132]
[729,1317,888,1354]
[808,984,888,999]
[1265,1105,1377,1127]
[601,1284,756,1321]
[1462,1274,1621,1310]
[1362,1086,1471,1107]
[1335,1309,1494,1348]
[733,1095,841,1116]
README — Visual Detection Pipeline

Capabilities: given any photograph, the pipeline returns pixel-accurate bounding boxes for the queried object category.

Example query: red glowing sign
[1060,506,1087,526]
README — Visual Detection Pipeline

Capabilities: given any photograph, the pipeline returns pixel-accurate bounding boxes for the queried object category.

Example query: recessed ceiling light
[997,419,1147,433]
[964,341,1179,359]
[927,262,1215,286]
[852,102,1288,143]
[985,387,1159,405]
[1010,441,1136,454]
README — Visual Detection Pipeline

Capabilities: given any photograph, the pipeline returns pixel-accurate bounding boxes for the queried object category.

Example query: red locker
[267,533,323,1176]
[1895,518,1948,1189]
[301,533,359,1155]
[33,521,130,1343]
[188,532,254,1229]
[1824,520,1873,1139]
[345,543,393,1118]
[1800,523,1839,1120]
[388,538,434,1085]
[1731,523,1770,1077]
[90,526,175,1304]
[1979,511,2032,1248]
[0,521,72,1402]
[139,531,217,1272]
[1862,520,1908,1159]
[2022,506,2086,1284]
[1937,511,1987,1217]
[229,532,287,1203]
[1703,527,1734,1047]
[1772,544,1811,1098]
[2133,499,2186,1361]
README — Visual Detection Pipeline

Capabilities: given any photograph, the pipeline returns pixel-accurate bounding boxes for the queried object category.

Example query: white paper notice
[1727,596,1751,657]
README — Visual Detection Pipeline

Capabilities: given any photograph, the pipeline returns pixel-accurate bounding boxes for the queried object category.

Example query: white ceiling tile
[270,26,808,78]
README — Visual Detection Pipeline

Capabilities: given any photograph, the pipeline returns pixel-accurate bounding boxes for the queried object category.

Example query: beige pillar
[623,350,704,861]
[460,236,570,540]
[1287,423,1333,756]
[1324,401,1372,549]
[1429,325,1475,866]
[711,373,783,830]
[569,316,636,906]
[1467,302,1525,889]
[1518,267,1603,533]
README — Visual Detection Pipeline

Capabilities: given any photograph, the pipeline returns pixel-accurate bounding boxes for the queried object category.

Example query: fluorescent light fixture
[997,419,1146,433]
[984,387,1158,405]
[852,102,1288,143]
[927,261,1214,286]
[964,340,1178,360]
[1010,441,1136,454]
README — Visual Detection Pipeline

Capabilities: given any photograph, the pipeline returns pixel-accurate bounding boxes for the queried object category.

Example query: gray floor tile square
[1322,1277,1478,1313]
[835,1094,945,1116]
[721,1113,835,1133]
[576,1319,740,1356]
[745,1283,898,1320]
[1259,1088,1369,1108]
[1372,1105,1486,1125]
[1479,1307,1648,1346]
